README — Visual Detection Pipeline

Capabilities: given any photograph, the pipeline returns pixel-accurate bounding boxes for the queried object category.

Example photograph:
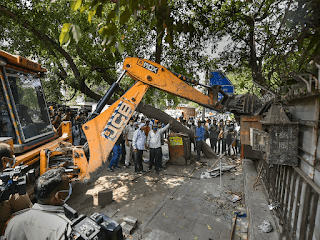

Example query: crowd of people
[114,115,172,174]
[107,113,241,174]
[47,103,174,174]
[187,117,241,159]
[48,103,241,171]
[0,108,241,239]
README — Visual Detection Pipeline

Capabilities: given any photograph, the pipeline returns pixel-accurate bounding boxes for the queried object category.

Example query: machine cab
[0,50,57,154]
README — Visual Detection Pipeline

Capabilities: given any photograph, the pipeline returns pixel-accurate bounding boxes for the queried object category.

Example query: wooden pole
[230,213,237,240]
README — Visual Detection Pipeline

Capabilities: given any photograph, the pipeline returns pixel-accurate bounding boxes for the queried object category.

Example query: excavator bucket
[82,81,149,181]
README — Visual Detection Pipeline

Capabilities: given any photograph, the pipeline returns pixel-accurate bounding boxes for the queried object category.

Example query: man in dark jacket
[209,119,219,153]
[222,120,234,156]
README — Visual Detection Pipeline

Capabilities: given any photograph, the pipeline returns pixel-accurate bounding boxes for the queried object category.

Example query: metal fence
[255,159,320,240]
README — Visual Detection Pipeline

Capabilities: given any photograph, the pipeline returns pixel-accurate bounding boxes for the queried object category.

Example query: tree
[0,0,121,104]
[203,0,320,93]
[0,0,219,158]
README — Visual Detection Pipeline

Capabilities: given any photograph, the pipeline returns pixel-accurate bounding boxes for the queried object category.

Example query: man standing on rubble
[124,118,135,168]
[132,123,147,173]
[195,120,205,162]
[147,121,172,174]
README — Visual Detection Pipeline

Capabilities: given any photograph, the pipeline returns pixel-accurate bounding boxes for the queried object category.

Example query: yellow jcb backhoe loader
[0,50,262,189]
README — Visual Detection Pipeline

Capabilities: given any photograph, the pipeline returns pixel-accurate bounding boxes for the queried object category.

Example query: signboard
[169,137,183,146]
[210,71,234,100]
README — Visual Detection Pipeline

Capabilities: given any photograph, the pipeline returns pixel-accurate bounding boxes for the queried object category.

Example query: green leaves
[118,41,125,53]
[98,24,116,36]
[59,23,81,45]
[59,23,71,45]
[120,8,131,25]
[71,24,82,43]
[96,4,103,18]
[88,10,95,24]
[71,0,82,11]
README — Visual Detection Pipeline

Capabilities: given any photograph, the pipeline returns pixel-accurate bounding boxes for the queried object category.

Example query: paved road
[128,156,248,240]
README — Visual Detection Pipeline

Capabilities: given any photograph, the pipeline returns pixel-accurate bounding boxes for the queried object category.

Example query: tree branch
[0,5,81,79]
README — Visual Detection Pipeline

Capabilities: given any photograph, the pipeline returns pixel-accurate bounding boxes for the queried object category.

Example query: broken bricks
[121,216,138,235]
[201,165,237,179]
[97,190,113,206]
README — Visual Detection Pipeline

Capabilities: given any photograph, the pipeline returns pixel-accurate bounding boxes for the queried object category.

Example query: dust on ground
[68,158,193,222]
[67,152,245,239]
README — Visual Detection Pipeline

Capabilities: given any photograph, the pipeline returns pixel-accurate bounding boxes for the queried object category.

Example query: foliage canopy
[0,0,319,108]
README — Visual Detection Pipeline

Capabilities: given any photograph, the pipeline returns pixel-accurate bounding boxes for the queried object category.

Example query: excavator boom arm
[83,57,224,181]
[123,58,223,110]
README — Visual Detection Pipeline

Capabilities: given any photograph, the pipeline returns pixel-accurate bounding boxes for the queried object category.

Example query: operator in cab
[0,143,32,235]
[2,168,72,240]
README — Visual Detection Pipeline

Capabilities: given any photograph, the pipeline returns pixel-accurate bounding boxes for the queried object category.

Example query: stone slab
[97,190,113,206]
[121,222,134,235]
[124,216,138,228]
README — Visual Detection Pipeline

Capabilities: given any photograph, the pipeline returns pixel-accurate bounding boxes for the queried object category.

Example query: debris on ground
[268,201,280,210]
[228,194,241,203]
[234,211,247,217]
[209,165,237,173]
[200,171,215,179]
[204,194,219,201]
[258,220,273,233]
[162,153,170,167]
[121,221,134,235]
[123,216,138,228]
[201,165,237,179]
[97,190,113,206]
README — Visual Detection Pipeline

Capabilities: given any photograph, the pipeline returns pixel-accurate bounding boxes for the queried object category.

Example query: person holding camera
[0,143,32,235]
[2,168,72,240]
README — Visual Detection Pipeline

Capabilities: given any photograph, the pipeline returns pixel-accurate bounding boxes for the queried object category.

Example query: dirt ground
[67,144,245,239]
[68,152,193,223]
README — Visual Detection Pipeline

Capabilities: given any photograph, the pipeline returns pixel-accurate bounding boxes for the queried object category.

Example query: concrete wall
[288,98,320,187]
[288,98,320,240]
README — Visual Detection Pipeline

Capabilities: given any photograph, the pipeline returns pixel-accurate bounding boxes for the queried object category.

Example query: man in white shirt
[123,118,135,168]
[147,121,172,174]
[132,123,147,173]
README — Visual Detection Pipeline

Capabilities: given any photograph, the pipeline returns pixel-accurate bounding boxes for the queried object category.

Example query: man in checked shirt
[147,120,172,174]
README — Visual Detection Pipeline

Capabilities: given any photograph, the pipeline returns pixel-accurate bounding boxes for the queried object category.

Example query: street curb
[242,159,279,240]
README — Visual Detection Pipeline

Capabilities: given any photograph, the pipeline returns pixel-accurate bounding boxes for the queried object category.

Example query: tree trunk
[136,102,217,159]
[0,5,216,159]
